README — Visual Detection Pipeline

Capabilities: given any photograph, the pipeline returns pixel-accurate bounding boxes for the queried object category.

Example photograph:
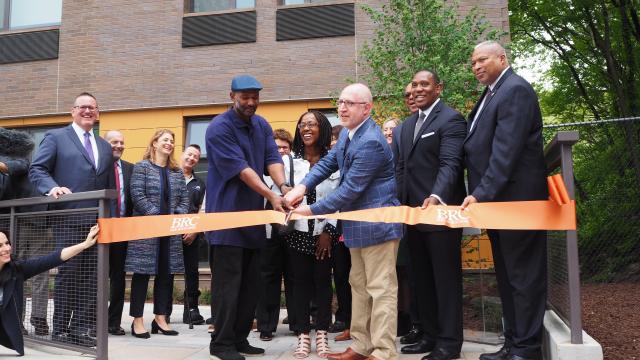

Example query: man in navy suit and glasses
[285,83,402,360]
[461,41,548,360]
[29,92,113,347]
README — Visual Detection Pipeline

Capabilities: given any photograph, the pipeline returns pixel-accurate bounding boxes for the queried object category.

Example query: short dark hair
[415,69,441,84]
[331,124,343,140]
[75,92,97,102]
[186,144,201,152]
[292,111,333,157]
[273,128,293,147]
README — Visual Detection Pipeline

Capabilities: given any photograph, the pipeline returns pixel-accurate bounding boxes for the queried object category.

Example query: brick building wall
[0,0,509,119]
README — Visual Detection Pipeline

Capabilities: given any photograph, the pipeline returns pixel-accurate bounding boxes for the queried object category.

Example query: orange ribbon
[98,200,576,244]
[98,175,575,243]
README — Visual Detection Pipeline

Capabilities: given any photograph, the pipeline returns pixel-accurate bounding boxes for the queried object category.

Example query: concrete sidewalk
[11,303,500,359]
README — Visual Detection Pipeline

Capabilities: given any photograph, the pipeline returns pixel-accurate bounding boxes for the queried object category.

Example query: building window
[315,109,339,126]
[189,0,255,12]
[279,0,334,5]
[1,0,62,31]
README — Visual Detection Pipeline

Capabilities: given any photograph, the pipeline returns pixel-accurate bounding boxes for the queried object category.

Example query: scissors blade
[284,211,293,224]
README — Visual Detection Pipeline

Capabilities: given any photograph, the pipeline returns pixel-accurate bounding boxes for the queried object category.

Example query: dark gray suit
[395,100,467,353]
[464,68,548,358]
[29,124,113,341]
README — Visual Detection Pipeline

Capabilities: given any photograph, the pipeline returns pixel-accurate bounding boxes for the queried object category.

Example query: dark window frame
[0,0,62,32]
[186,0,256,14]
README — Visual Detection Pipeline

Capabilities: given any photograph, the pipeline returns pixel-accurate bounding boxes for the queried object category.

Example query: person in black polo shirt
[178,144,206,324]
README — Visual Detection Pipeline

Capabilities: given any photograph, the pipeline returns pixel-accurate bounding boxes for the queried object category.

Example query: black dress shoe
[422,347,460,360]
[30,317,49,336]
[151,319,179,335]
[400,327,424,344]
[108,326,126,336]
[401,339,435,354]
[328,320,347,333]
[479,346,510,360]
[70,333,97,347]
[130,324,150,339]
[183,308,206,325]
[506,355,539,360]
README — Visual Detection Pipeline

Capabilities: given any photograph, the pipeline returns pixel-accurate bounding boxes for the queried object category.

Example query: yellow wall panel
[0,100,334,163]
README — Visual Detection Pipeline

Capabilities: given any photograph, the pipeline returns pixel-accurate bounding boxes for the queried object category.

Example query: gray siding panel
[276,3,354,41]
[0,30,59,64]
[182,11,256,47]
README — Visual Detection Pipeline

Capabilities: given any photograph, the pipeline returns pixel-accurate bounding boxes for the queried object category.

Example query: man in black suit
[104,130,134,336]
[395,70,467,360]
[462,41,548,360]
[29,92,113,346]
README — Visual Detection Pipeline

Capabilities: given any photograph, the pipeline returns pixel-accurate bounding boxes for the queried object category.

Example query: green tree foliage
[512,0,640,282]
[359,0,501,121]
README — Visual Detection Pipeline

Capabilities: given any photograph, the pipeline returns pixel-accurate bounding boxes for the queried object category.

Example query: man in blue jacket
[29,92,113,347]
[286,83,402,360]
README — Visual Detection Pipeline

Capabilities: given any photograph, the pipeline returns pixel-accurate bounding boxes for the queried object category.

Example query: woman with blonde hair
[126,129,189,338]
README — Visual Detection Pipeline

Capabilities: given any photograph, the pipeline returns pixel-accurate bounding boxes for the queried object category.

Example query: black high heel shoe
[130,324,150,339]
[151,319,179,336]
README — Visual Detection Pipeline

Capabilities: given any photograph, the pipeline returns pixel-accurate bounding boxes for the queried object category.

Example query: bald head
[471,41,509,85]
[342,83,373,103]
[105,130,125,160]
[338,83,373,130]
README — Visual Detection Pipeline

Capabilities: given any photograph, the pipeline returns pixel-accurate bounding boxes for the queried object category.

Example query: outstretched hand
[83,224,99,249]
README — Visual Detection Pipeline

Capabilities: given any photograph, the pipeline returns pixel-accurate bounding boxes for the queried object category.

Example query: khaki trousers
[349,239,399,360]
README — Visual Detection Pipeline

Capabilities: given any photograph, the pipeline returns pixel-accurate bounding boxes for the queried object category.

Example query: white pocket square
[421,132,435,139]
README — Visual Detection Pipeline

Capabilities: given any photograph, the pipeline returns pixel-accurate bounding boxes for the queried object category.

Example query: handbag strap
[288,154,295,186]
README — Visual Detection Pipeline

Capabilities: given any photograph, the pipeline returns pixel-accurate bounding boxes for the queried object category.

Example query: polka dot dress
[285,189,339,255]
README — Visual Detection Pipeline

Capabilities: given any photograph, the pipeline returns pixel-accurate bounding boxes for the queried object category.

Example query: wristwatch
[279,182,291,192]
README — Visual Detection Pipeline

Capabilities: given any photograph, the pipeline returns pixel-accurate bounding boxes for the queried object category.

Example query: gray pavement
[9,304,500,359]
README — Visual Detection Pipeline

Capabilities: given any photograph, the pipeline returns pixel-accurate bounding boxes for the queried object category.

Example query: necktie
[343,136,351,156]
[83,132,95,166]
[413,111,427,141]
[114,162,123,217]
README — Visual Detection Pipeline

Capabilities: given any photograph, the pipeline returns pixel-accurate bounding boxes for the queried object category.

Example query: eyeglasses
[297,121,319,130]
[337,99,368,108]
[403,92,411,98]
[73,105,98,112]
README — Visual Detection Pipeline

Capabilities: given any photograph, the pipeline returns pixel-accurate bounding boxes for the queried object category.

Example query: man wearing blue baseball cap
[205,75,288,360]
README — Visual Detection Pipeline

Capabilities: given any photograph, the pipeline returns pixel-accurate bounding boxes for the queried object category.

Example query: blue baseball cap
[231,75,263,92]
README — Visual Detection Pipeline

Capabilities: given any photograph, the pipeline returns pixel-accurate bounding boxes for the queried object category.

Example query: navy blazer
[396,101,467,231]
[29,124,113,209]
[464,68,548,202]
[301,117,402,248]
[0,250,64,355]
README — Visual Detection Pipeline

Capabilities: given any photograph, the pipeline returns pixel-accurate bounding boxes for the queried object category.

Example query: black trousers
[331,241,351,326]
[287,247,332,333]
[488,229,547,358]
[183,237,201,308]
[167,237,201,317]
[108,241,128,328]
[256,233,295,333]
[407,226,463,353]
[129,237,174,317]
[52,222,96,336]
[210,245,260,352]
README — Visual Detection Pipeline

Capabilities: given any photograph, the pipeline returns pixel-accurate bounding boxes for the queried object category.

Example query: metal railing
[0,190,116,359]
[543,131,582,344]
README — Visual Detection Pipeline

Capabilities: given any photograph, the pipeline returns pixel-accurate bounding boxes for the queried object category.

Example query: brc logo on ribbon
[170,216,200,232]
[436,209,470,225]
